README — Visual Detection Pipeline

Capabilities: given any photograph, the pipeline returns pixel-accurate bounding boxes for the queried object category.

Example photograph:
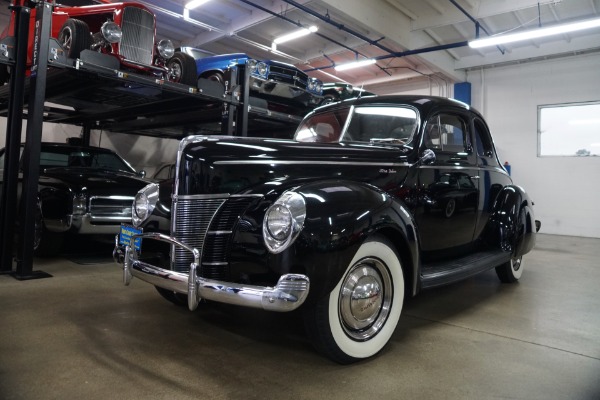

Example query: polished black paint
[159,95,537,300]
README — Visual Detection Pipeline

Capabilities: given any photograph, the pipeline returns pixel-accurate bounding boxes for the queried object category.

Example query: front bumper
[46,214,127,235]
[113,232,310,312]
[249,76,323,106]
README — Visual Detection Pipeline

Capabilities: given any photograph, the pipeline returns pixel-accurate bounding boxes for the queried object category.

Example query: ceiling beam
[181,0,313,48]
[412,0,562,31]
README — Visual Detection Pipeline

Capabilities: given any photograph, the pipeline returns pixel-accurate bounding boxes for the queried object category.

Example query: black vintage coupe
[0,142,151,255]
[115,95,540,363]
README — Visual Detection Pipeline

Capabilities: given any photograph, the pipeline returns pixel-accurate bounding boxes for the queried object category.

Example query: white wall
[467,53,600,238]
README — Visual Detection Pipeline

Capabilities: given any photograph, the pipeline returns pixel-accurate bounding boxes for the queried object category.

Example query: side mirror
[139,170,146,178]
[419,149,436,165]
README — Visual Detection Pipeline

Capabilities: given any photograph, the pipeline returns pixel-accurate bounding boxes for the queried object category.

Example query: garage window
[538,102,600,156]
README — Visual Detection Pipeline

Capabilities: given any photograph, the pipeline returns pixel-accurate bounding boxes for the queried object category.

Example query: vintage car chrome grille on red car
[171,196,256,278]
[119,6,155,66]
[89,196,134,223]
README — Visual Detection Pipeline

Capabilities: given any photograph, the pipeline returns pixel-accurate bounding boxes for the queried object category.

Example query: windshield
[39,148,136,173]
[295,105,418,146]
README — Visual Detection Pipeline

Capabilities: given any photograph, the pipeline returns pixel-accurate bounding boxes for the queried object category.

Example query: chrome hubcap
[60,27,72,51]
[339,257,393,341]
[169,62,182,81]
[512,256,522,272]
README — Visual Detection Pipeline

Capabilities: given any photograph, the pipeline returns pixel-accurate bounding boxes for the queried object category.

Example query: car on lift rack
[0,0,197,86]
[114,95,540,364]
[178,46,323,109]
[0,142,151,256]
[321,82,375,105]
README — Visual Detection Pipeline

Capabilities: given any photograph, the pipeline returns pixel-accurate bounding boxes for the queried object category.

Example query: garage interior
[1,0,599,399]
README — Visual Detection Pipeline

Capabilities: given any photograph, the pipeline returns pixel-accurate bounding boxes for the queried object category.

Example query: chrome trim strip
[213,160,411,167]
[117,233,310,312]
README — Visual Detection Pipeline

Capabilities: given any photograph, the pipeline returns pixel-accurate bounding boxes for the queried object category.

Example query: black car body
[0,143,151,255]
[115,95,540,363]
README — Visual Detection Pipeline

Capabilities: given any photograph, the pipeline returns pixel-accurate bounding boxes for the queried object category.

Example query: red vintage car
[0,0,196,85]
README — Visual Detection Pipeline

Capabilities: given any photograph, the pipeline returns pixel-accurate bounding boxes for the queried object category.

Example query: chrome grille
[171,196,256,275]
[89,196,134,223]
[269,65,308,89]
[120,7,155,66]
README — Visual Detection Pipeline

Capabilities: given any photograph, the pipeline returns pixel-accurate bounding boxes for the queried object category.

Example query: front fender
[289,179,419,302]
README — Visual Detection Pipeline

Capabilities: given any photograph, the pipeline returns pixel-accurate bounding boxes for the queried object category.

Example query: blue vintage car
[178,47,323,107]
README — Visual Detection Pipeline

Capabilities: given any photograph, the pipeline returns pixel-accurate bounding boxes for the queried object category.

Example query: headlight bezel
[100,21,122,44]
[72,194,87,215]
[157,39,175,59]
[263,191,306,254]
[132,183,160,227]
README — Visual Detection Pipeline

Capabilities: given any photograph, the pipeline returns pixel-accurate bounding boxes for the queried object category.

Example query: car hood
[39,167,150,196]
[176,136,411,196]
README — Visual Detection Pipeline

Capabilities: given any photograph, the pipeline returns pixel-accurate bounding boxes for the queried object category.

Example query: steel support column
[0,5,30,273]
[14,0,52,279]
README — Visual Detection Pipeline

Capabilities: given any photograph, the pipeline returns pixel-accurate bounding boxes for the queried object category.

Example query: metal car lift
[0,0,307,279]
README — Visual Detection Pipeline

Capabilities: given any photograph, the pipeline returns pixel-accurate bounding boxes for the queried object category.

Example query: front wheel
[495,256,523,283]
[57,18,91,59]
[166,52,197,86]
[34,204,64,257]
[304,235,404,364]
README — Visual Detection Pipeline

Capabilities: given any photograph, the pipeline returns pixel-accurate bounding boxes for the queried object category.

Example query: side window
[424,114,469,153]
[473,118,494,158]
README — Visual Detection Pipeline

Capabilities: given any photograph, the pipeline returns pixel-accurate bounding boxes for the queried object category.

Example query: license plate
[119,224,142,252]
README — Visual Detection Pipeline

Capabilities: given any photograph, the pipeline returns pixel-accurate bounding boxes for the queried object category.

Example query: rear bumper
[113,233,310,312]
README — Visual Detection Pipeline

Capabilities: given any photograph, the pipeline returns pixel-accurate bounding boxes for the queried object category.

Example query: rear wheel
[495,256,523,283]
[166,52,197,86]
[58,18,91,59]
[304,235,404,364]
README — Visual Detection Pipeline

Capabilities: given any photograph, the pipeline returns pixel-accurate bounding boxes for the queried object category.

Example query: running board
[420,250,511,289]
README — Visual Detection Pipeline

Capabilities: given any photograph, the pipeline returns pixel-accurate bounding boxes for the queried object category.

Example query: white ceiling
[143,0,600,92]
[2,0,600,93]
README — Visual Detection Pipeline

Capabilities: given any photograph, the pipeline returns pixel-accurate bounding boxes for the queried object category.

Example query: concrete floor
[0,234,599,400]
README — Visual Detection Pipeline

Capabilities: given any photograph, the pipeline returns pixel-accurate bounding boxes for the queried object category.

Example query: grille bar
[171,196,256,276]
[120,7,155,66]
[89,196,133,223]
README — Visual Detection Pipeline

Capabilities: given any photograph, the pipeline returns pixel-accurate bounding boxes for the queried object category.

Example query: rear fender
[484,185,536,257]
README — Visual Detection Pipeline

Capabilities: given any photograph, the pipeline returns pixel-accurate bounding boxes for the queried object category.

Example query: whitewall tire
[304,234,404,364]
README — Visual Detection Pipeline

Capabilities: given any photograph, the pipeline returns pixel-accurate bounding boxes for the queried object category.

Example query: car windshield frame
[294,104,419,148]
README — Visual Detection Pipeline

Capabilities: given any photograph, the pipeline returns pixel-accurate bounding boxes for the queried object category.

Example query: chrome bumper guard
[113,233,310,312]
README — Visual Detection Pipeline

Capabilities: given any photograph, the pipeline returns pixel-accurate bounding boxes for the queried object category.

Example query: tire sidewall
[327,238,404,359]
[510,256,523,280]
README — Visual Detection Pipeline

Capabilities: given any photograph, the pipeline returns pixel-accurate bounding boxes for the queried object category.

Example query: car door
[415,110,480,253]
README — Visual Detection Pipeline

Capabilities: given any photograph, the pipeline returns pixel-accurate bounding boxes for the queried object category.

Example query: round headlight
[132,183,159,227]
[157,39,175,59]
[263,191,306,253]
[256,62,268,77]
[266,205,293,240]
[101,21,122,44]
[247,59,258,73]
[134,193,149,221]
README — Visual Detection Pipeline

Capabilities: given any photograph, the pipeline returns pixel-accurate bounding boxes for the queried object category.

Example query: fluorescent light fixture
[469,17,600,48]
[335,59,376,71]
[273,26,318,45]
[185,0,211,10]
